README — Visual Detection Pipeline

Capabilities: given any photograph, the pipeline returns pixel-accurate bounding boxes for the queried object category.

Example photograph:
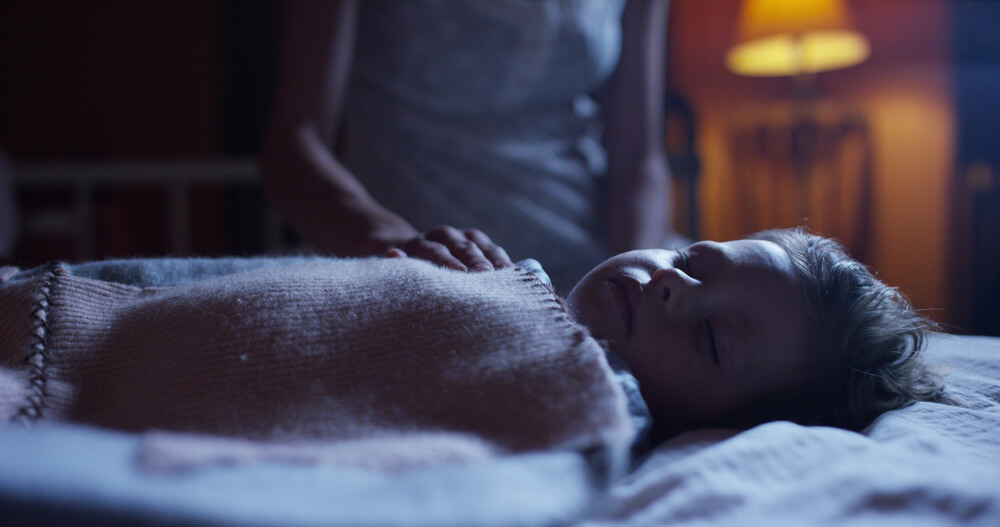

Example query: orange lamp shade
[726,0,871,77]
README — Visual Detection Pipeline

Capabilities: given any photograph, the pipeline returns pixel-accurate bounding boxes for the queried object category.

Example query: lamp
[726,0,870,77]
[724,0,874,259]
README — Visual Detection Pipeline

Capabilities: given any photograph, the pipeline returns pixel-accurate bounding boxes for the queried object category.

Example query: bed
[586,332,1000,526]
[1,260,999,526]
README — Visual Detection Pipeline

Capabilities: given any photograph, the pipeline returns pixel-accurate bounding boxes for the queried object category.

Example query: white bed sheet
[582,333,1000,526]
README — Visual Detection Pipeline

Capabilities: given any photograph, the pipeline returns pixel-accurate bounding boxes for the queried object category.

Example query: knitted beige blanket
[0,259,633,470]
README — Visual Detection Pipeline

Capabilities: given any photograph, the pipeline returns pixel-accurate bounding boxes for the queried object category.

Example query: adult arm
[601,0,673,253]
[259,1,511,270]
[260,0,409,256]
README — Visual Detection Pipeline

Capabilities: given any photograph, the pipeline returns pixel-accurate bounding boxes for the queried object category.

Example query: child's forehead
[711,239,796,275]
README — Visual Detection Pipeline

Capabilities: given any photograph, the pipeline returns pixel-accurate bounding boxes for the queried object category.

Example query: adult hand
[385,226,513,271]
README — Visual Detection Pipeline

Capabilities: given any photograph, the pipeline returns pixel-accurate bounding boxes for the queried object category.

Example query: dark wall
[952,1,1000,335]
[220,0,283,155]
[0,1,284,160]
[1,2,285,263]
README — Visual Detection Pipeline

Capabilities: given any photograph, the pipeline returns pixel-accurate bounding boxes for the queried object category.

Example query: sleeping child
[564,227,946,441]
[0,228,944,467]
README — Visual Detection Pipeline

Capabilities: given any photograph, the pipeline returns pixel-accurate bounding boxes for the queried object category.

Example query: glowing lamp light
[726,0,870,77]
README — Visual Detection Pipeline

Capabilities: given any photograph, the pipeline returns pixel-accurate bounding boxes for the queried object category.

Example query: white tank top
[341,0,625,292]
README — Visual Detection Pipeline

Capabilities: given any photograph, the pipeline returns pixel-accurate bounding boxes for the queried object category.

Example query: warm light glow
[726,0,870,77]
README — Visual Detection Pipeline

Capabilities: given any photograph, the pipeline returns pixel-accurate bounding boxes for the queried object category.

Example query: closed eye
[676,249,692,276]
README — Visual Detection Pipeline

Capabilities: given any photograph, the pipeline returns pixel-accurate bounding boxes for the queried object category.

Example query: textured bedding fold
[1,258,634,471]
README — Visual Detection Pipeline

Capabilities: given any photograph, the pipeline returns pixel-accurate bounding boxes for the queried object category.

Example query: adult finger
[462,229,513,268]
[424,226,493,271]
[402,238,468,271]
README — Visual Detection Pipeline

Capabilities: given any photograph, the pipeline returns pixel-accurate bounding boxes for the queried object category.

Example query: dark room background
[1,1,998,335]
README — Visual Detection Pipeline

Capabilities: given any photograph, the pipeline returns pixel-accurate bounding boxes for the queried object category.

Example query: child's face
[566,240,810,429]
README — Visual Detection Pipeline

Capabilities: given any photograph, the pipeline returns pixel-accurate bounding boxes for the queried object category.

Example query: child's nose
[650,266,693,303]
[651,266,690,287]
[651,267,671,288]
